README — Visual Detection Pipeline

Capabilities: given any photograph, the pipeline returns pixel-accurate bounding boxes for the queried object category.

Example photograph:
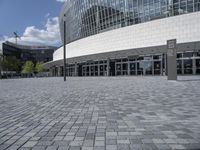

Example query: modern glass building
[3,41,56,64]
[45,0,200,76]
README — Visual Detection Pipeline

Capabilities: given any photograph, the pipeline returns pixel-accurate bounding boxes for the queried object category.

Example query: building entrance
[115,55,162,76]
[61,52,200,77]
[183,59,193,74]
[154,61,162,75]
[176,52,200,75]
[81,61,107,76]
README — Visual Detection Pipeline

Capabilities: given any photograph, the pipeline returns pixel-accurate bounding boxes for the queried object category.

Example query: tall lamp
[63,14,66,82]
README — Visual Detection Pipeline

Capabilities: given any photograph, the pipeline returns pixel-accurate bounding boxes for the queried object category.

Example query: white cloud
[45,13,50,18]
[0,17,61,49]
[56,0,66,2]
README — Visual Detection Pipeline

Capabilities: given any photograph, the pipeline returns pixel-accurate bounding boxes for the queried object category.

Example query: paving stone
[57,146,69,150]
[153,139,165,144]
[36,141,53,146]
[46,145,59,150]
[64,136,74,141]
[117,139,130,144]
[156,144,171,149]
[82,147,94,150]
[69,146,81,150]
[169,144,186,149]
[22,141,38,147]
[142,139,153,144]
[130,144,143,150]
[93,146,105,150]
[83,140,94,147]
[54,140,70,146]
[32,146,46,150]
[0,144,10,150]
[106,145,117,150]
[0,77,200,150]
[6,145,21,150]
[106,139,117,145]
[95,140,105,147]
[69,141,83,146]
[117,144,129,150]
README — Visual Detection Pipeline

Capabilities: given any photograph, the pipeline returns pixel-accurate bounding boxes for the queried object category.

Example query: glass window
[62,0,200,44]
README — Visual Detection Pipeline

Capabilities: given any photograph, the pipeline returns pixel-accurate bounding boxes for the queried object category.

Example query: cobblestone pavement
[0,76,200,150]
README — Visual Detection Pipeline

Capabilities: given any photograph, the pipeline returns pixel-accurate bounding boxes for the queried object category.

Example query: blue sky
[0,0,65,48]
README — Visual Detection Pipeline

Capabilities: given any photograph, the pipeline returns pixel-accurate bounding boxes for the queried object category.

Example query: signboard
[167,40,176,49]
[167,39,177,57]
[167,39,177,80]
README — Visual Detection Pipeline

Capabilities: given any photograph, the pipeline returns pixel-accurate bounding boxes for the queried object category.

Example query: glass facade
[49,51,200,77]
[61,0,200,44]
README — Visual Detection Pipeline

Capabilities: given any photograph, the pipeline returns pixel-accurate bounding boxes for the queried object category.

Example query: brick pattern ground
[0,76,200,150]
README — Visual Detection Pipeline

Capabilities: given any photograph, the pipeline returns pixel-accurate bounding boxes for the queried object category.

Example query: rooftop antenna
[13,32,21,45]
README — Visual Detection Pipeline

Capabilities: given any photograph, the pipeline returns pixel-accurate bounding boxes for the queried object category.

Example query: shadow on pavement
[177,79,200,82]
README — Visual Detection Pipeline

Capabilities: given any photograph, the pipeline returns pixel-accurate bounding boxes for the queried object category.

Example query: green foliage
[1,56,20,72]
[22,61,34,74]
[35,62,44,73]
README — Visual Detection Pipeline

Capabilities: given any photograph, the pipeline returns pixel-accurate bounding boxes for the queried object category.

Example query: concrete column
[75,63,78,76]
[89,64,91,76]
[164,54,167,76]
[159,55,162,76]
[58,67,60,77]
[193,53,196,75]
[182,59,184,75]
[53,67,56,76]
[152,60,154,76]
[66,65,68,77]
[82,65,84,76]
[143,61,146,76]
[61,66,63,76]
[128,61,130,76]
[55,67,58,77]
[115,63,117,76]
[193,59,196,75]
[50,68,53,77]
[57,67,59,76]
[98,61,100,76]
[135,62,138,75]
[107,59,110,76]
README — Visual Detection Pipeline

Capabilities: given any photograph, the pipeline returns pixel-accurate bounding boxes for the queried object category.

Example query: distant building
[0,46,2,56]
[2,41,56,64]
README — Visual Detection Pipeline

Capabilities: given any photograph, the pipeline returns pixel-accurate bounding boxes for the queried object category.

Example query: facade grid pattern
[61,0,200,44]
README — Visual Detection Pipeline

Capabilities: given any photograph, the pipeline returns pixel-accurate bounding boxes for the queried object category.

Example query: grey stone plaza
[0,76,200,150]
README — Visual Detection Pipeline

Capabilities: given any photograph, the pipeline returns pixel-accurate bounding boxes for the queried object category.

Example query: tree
[22,61,34,74]
[1,56,20,72]
[35,62,44,73]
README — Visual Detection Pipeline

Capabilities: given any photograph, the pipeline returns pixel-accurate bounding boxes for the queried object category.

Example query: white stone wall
[54,12,200,61]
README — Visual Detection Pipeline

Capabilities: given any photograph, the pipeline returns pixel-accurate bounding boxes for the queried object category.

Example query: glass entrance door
[137,62,143,75]
[177,60,182,75]
[154,61,161,75]
[143,61,153,75]
[115,62,128,76]
[183,59,193,74]
[116,63,122,76]
[122,63,128,75]
[130,62,136,75]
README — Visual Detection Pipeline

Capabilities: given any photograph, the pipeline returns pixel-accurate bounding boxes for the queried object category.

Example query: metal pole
[63,15,66,82]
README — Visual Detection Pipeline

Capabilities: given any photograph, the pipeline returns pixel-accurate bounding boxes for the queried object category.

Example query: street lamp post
[63,14,66,82]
